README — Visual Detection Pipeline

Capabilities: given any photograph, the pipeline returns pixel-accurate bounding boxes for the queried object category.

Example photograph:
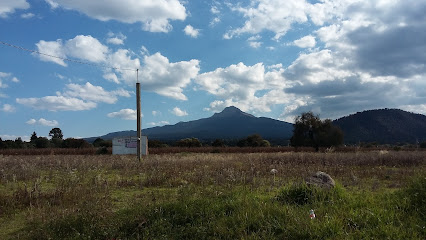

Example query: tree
[237,134,270,147]
[62,138,91,148]
[212,139,225,147]
[49,128,63,139]
[290,112,344,150]
[176,138,202,147]
[30,131,38,143]
[35,137,50,148]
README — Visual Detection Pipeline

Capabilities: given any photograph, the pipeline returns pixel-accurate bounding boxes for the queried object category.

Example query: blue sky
[1,0,426,141]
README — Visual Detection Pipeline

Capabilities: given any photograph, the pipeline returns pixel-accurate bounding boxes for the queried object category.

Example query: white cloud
[62,82,130,104]
[106,32,127,45]
[1,104,15,112]
[184,25,200,38]
[0,0,29,18]
[36,35,109,66]
[293,35,316,48]
[65,35,108,63]
[107,109,139,120]
[0,135,30,142]
[210,17,221,27]
[248,41,262,49]
[16,96,96,111]
[35,40,67,66]
[26,118,59,127]
[148,121,169,126]
[138,52,200,100]
[45,0,187,33]
[152,110,160,116]
[197,62,294,113]
[21,12,34,19]
[171,107,188,116]
[225,0,310,40]
[35,35,199,101]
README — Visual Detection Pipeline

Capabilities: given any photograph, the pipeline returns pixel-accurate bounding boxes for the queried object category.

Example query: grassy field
[0,151,425,239]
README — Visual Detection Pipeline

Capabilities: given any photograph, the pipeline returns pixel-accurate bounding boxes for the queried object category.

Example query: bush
[276,182,346,205]
[402,176,426,221]
[176,138,202,148]
[96,147,109,155]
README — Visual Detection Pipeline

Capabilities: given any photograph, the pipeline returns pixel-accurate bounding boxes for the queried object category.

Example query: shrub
[276,182,346,205]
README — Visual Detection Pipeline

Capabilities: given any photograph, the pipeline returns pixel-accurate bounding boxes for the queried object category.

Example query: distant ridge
[333,108,426,144]
[86,106,293,143]
[86,107,426,145]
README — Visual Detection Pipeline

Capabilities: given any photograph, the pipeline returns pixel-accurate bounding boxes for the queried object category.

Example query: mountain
[86,106,294,143]
[333,109,426,144]
[86,107,426,145]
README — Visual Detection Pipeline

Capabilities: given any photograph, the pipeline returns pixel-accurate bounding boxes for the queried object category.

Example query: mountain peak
[212,106,255,118]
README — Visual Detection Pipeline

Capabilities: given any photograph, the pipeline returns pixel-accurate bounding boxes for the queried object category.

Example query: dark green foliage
[291,112,344,149]
[95,146,109,155]
[402,177,426,221]
[276,182,346,205]
[212,139,225,147]
[92,138,104,147]
[148,139,167,148]
[237,134,270,147]
[49,127,63,140]
[50,138,63,148]
[62,138,91,148]
[35,137,50,148]
[30,132,37,143]
[176,138,202,147]
[420,142,426,148]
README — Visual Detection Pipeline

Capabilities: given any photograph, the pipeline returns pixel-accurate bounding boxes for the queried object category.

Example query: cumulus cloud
[171,107,188,116]
[1,104,15,112]
[137,52,200,100]
[0,0,29,18]
[0,72,20,97]
[26,118,59,127]
[35,35,200,101]
[44,0,187,32]
[16,96,97,111]
[107,32,127,45]
[225,0,309,40]
[274,0,426,121]
[62,82,131,104]
[107,109,139,120]
[16,82,131,111]
[35,35,108,66]
[21,12,34,19]
[196,62,292,113]
[184,25,200,38]
[148,121,169,126]
[293,35,316,48]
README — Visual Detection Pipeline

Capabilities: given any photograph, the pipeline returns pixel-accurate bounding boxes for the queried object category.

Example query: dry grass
[0,151,425,239]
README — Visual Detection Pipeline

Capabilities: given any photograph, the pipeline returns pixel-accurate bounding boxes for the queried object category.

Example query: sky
[1,0,426,141]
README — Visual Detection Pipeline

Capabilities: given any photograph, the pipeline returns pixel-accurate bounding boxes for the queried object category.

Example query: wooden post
[136,70,141,161]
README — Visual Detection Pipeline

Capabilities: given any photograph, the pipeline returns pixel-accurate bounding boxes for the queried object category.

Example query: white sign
[112,136,148,155]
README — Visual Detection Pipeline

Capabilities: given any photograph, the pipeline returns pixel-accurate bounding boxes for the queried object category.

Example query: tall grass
[0,152,425,239]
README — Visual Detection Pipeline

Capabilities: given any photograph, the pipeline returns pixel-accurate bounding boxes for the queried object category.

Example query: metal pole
[136,69,141,161]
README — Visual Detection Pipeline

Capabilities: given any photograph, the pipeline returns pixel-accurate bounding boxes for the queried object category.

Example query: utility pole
[136,69,141,161]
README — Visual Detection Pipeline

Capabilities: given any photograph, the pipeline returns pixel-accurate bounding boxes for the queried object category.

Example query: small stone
[306,171,335,189]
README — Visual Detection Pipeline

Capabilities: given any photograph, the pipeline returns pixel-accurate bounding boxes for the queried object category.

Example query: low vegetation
[0,151,425,239]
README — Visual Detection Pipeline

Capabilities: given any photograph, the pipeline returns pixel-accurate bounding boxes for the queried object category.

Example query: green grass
[0,152,425,239]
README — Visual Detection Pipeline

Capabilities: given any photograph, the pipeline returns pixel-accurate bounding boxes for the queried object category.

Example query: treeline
[149,134,272,148]
[0,128,111,149]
